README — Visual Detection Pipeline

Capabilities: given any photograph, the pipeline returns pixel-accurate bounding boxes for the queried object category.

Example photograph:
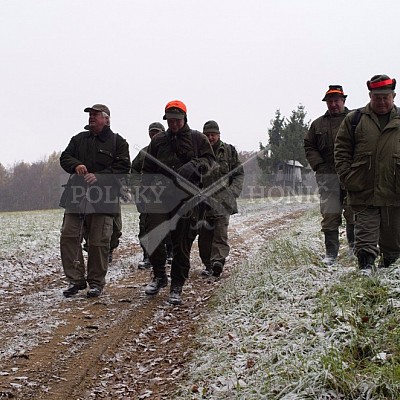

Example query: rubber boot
[346,223,355,256]
[379,255,397,268]
[357,250,376,276]
[322,230,339,266]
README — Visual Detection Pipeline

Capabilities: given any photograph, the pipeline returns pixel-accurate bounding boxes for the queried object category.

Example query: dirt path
[0,202,313,399]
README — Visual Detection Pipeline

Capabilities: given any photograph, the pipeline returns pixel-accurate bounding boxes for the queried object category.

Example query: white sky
[1,0,399,167]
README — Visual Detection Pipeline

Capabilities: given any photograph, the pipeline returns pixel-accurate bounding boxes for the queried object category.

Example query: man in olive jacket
[131,122,173,269]
[141,100,215,305]
[335,75,400,274]
[59,104,130,297]
[304,85,354,265]
[198,120,244,277]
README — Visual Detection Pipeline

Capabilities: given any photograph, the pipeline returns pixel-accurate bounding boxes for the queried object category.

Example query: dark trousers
[110,210,122,250]
[352,205,400,259]
[145,208,198,287]
[139,212,173,260]
[318,174,354,232]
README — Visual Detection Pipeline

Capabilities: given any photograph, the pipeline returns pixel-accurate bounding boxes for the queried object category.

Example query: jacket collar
[166,123,191,138]
[90,125,113,142]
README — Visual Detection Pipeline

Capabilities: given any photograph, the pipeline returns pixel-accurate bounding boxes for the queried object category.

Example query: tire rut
[0,204,312,399]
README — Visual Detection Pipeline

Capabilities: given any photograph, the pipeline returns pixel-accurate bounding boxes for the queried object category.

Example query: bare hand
[75,164,88,175]
[84,173,98,184]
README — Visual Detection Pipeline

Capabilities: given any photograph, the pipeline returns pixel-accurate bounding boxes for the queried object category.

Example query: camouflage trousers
[198,215,230,268]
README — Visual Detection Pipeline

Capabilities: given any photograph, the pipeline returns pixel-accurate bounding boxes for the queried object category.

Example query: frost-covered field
[0,205,142,361]
[4,197,397,399]
[0,206,141,293]
[178,210,400,399]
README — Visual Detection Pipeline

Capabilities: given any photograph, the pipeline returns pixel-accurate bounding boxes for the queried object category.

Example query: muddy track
[0,205,311,399]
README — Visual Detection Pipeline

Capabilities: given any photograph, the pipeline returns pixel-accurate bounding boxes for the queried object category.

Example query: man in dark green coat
[304,85,354,265]
[59,104,130,297]
[141,100,215,305]
[131,122,173,269]
[198,120,244,277]
[335,74,400,275]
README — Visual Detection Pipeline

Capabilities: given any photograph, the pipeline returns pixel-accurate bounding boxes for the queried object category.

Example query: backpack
[351,107,400,133]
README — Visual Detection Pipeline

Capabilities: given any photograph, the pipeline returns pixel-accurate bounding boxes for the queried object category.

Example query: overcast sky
[1,0,399,167]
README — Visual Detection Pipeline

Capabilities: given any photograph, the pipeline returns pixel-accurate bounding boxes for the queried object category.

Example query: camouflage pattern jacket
[204,140,244,216]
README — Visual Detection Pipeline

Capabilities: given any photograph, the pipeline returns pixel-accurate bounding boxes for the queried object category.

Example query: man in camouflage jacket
[198,120,244,277]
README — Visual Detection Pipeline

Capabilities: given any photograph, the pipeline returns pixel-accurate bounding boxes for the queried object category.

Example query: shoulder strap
[351,107,400,135]
[228,144,234,170]
[351,109,362,134]
[113,133,117,156]
[191,131,204,158]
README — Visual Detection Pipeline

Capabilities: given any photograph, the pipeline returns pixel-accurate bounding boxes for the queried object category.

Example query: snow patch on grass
[178,211,400,399]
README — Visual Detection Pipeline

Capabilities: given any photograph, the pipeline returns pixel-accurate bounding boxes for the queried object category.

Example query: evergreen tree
[258,105,309,185]
[258,109,284,184]
[278,104,308,167]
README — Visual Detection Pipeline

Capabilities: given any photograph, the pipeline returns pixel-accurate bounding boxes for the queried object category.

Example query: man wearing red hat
[335,74,400,275]
[140,100,215,304]
[304,85,354,266]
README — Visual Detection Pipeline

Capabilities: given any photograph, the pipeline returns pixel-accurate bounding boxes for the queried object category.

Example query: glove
[177,162,198,181]
[316,163,332,174]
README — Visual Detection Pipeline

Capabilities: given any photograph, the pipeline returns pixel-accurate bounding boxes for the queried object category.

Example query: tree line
[0,152,65,212]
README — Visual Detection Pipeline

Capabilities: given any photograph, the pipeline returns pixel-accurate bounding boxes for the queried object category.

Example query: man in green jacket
[335,74,400,275]
[131,122,173,269]
[198,120,244,277]
[141,100,215,305]
[304,85,354,265]
[59,104,130,297]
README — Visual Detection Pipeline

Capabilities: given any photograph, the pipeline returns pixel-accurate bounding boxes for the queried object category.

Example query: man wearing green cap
[335,74,400,275]
[59,104,130,298]
[131,122,173,270]
[304,85,354,266]
[198,120,244,277]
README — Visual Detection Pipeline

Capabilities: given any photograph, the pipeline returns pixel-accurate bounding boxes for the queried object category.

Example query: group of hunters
[59,99,244,304]
[59,73,400,304]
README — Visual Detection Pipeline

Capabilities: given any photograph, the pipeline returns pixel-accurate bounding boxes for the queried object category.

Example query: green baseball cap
[148,122,165,132]
[84,104,110,116]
